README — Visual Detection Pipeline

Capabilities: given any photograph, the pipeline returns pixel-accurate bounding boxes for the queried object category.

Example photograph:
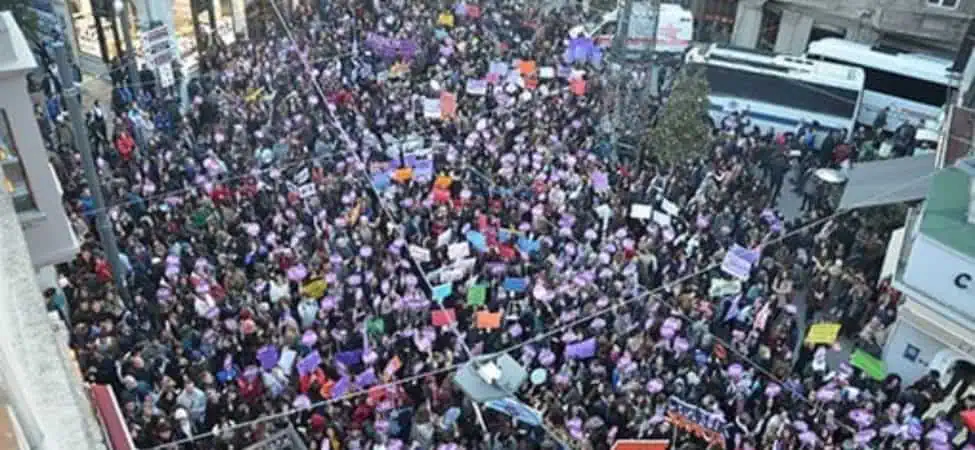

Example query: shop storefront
[59,0,246,76]
[882,161,975,396]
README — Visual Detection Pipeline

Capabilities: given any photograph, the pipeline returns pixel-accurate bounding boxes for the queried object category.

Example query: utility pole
[607,0,634,163]
[607,0,661,165]
[114,0,141,99]
[52,41,132,306]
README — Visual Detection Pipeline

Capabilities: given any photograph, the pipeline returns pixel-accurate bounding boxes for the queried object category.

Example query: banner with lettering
[667,397,728,447]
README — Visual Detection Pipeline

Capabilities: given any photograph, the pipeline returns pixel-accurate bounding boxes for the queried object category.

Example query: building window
[928,0,959,9]
[0,110,38,213]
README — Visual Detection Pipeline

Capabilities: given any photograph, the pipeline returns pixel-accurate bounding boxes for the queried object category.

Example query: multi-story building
[30,0,252,77]
[0,12,80,268]
[0,13,105,450]
[877,57,975,390]
[730,0,974,56]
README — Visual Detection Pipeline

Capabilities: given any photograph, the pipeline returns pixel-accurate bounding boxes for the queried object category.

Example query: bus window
[814,55,947,107]
[702,64,859,118]
[862,67,947,107]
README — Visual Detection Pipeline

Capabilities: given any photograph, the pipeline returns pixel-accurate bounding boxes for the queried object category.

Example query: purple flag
[565,338,597,360]
[592,171,609,192]
[336,349,363,366]
[356,368,379,388]
[298,350,321,377]
[591,46,603,66]
[257,345,279,371]
[332,376,352,398]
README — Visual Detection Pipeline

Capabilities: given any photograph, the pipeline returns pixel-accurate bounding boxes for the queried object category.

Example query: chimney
[955,158,975,224]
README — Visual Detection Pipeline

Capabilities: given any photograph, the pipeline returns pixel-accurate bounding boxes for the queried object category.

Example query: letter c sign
[956,273,972,289]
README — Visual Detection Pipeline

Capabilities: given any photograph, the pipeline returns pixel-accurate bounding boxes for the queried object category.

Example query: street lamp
[113,0,140,99]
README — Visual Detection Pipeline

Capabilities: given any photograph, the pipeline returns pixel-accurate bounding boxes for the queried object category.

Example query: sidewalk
[80,77,113,112]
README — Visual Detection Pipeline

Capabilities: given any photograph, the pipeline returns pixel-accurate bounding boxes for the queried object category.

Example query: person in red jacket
[114,130,136,161]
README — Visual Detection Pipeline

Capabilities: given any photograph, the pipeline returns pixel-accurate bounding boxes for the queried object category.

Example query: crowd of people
[37,0,975,449]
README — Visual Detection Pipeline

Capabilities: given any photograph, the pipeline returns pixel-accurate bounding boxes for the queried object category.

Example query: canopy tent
[838,154,937,210]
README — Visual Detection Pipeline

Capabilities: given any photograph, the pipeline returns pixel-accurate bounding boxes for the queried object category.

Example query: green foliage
[645,66,712,163]
[0,0,39,42]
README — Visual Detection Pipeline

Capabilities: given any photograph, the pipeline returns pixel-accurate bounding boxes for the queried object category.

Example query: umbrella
[814,168,847,184]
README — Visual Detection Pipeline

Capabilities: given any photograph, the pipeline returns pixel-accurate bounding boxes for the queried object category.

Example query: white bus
[805,38,953,132]
[685,44,865,136]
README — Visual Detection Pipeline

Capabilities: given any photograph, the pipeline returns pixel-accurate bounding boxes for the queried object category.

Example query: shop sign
[955,273,972,289]
[140,25,174,68]
[901,235,975,319]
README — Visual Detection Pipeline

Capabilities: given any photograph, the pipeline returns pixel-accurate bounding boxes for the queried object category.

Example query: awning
[838,154,936,209]
[879,227,906,285]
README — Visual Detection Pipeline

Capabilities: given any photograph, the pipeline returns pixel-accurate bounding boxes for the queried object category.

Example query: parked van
[568,2,693,54]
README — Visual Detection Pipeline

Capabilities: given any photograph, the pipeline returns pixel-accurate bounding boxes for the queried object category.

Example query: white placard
[293,167,310,184]
[652,211,671,227]
[409,244,431,262]
[594,204,612,219]
[661,199,680,216]
[437,229,453,248]
[466,79,488,96]
[423,98,441,119]
[441,267,466,283]
[158,63,175,88]
[448,242,471,260]
[630,204,652,220]
[452,257,477,272]
[278,349,297,376]
[539,67,555,79]
[298,183,317,199]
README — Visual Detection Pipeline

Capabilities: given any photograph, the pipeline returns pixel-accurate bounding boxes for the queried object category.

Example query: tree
[644,66,712,164]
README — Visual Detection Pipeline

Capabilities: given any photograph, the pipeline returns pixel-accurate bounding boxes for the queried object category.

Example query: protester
[45,1,972,449]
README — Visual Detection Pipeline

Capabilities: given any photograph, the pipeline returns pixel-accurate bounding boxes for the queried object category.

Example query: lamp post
[113,0,140,99]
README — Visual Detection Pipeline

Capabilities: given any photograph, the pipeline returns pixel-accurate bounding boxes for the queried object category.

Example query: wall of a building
[884,312,947,384]
[0,157,105,450]
[731,0,973,56]
[0,13,80,268]
[1,71,81,267]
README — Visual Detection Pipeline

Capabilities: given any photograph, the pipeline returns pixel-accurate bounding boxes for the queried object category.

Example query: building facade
[31,0,250,76]
[878,78,975,389]
[730,0,974,56]
[0,14,104,450]
[0,12,80,268]
[883,159,975,393]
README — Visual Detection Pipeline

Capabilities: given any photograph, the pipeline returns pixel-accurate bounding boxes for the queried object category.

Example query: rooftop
[918,166,975,259]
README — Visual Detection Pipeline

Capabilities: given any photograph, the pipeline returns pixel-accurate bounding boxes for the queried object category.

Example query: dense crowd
[38,0,975,449]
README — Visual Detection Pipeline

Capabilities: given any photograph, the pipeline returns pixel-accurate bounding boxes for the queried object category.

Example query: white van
[568,2,694,54]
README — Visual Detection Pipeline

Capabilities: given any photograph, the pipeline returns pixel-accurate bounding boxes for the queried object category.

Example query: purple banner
[366,33,418,60]
[356,367,379,388]
[336,349,364,366]
[297,350,321,377]
[565,337,597,360]
[332,375,352,397]
[257,345,279,371]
